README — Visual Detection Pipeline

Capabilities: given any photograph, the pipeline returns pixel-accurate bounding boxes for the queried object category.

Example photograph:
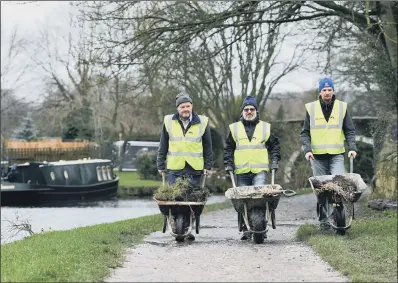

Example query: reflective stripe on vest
[164,115,208,170]
[230,121,270,174]
[305,100,347,154]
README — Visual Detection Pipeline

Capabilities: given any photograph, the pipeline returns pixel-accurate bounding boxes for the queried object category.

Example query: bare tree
[2,212,35,241]
[151,18,304,137]
[1,26,32,94]
[1,26,35,138]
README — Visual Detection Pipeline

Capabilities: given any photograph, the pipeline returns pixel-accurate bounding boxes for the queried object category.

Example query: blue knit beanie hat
[318,77,334,92]
[241,95,258,111]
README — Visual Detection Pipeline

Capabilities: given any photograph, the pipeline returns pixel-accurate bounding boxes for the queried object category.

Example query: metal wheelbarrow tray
[308,157,370,232]
[225,170,296,233]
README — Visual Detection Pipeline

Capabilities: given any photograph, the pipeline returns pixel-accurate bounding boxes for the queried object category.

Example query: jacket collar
[318,94,336,106]
[172,111,201,125]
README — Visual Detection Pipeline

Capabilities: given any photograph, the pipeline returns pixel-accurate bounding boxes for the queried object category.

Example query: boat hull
[1,177,119,207]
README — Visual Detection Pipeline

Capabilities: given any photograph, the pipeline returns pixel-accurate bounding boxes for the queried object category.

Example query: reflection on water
[1,195,227,244]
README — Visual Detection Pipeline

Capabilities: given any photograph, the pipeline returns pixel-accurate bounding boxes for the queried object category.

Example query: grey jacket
[300,95,357,159]
[156,112,213,176]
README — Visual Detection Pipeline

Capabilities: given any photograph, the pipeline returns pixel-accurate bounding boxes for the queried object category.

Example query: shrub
[135,151,159,180]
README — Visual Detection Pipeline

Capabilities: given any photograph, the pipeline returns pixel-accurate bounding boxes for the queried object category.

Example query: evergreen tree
[14,117,37,141]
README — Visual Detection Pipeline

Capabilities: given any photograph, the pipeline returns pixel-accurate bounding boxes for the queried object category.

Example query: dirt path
[105,194,348,282]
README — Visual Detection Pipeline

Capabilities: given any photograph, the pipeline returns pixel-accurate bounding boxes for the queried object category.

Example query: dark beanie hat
[241,95,258,111]
[175,92,193,107]
[318,77,334,92]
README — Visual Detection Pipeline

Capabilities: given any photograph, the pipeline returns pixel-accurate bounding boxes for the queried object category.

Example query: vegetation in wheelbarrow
[311,175,358,202]
[153,177,210,202]
[225,185,283,199]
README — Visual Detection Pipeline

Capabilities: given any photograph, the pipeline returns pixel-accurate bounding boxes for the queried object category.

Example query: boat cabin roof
[43,159,112,166]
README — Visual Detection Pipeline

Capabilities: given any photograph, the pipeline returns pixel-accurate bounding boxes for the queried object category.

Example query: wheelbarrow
[308,156,369,235]
[153,173,207,242]
[225,169,297,244]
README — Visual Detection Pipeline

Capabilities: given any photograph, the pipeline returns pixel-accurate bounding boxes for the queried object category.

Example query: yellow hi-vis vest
[230,121,270,174]
[305,99,347,155]
[164,115,208,171]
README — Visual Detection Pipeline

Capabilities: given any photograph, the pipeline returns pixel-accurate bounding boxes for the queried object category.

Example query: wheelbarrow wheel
[175,214,185,242]
[333,203,346,236]
[250,208,265,244]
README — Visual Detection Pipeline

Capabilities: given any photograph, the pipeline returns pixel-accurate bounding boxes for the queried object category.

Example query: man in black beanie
[157,91,213,241]
[224,95,281,241]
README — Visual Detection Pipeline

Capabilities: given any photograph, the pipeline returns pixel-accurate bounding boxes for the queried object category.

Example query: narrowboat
[1,159,119,206]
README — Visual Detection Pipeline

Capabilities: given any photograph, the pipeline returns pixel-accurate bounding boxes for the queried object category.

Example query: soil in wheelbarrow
[311,175,358,202]
[153,177,210,202]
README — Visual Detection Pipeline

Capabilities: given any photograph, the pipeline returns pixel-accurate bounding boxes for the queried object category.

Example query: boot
[240,225,251,240]
[186,234,195,241]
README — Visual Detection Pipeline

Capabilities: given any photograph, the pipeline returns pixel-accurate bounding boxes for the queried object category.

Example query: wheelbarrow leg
[238,212,244,232]
[162,215,167,233]
[195,214,200,234]
[352,203,355,220]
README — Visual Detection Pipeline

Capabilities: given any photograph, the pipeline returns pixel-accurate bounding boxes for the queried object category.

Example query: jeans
[236,171,267,186]
[312,154,345,176]
[168,172,201,187]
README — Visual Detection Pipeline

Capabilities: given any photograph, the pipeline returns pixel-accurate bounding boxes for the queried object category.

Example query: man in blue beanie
[224,95,281,241]
[300,77,357,233]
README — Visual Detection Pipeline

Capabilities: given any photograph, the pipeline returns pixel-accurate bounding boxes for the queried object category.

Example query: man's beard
[179,112,191,121]
[243,112,257,121]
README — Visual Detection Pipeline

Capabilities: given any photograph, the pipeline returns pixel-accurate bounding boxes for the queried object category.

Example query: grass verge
[1,201,232,282]
[297,209,397,282]
[115,171,161,188]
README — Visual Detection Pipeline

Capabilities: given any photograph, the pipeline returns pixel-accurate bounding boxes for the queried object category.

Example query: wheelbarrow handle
[161,171,166,187]
[229,171,236,188]
[271,169,275,185]
[201,173,207,189]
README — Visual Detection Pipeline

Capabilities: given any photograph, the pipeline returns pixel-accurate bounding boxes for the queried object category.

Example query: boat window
[64,170,69,179]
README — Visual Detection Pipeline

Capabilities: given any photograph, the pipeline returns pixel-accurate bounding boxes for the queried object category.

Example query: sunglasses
[243,107,256,113]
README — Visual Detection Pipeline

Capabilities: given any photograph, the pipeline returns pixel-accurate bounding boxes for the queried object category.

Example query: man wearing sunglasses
[300,77,357,230]
[224,95,281,240]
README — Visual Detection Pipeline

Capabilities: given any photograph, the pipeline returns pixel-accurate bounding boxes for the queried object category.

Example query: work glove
[271,160,278,172]
[203,169,211,175]
[158,169,165,175]
[348,151,357,158]
[305,152,314,160]
[225,165,233,173]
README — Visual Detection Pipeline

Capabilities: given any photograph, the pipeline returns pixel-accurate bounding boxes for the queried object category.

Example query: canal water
[1,195,227,244]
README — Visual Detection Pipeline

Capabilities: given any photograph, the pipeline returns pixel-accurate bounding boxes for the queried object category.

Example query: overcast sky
[1,1,324,103]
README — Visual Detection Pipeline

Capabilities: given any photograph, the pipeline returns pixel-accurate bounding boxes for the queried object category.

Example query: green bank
[1,201,232,282]
[297,207,397,282]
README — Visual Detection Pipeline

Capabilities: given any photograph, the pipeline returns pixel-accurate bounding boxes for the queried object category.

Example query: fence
[1,147,101,165]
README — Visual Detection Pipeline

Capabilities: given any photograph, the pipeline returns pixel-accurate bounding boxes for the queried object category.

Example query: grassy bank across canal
[115,171,313,197]
[115,171,160,197]
[1,201,232,282]
[297,208,397,282]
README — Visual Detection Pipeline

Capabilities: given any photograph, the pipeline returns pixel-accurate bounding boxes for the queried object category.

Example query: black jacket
[300,95,357,159]
[224,114,281,169]
[157,112,213,176]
